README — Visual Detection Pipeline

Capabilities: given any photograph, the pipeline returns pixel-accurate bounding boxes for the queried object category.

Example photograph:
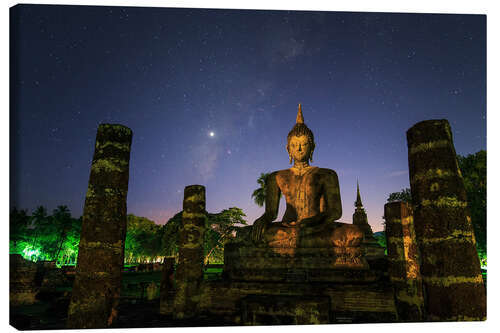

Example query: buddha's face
[287,135,312,163]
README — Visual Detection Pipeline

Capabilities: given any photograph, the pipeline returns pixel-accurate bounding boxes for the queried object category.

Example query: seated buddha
[250,104,364,255]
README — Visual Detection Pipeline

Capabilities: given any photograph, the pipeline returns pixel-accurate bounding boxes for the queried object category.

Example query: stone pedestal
[203,222,397,324]
[173,185,206,319]
[241,295,330,325]
[224,244,372,283]
[67,124,132,329]
[193,279,397,325]
[384,201,424,321]
[407,119,486,321]
[159,212,397,324]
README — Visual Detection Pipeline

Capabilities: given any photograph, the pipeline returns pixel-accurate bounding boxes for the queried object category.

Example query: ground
[10,268,228,330]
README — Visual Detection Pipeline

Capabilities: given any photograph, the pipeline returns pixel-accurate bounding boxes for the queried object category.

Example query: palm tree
[10,207,29,251]
[30,206,48,258]
[52,205,72,263]
[252,173,270,207]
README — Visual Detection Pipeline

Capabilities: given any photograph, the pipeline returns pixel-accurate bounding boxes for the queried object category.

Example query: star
[209,131,215,137]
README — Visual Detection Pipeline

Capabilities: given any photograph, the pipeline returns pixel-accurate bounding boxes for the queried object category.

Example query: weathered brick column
[159,257,176,315]
[384,202,424,321]
[67,124,132,328]
[407,119,486,321]
[173,185,206,319]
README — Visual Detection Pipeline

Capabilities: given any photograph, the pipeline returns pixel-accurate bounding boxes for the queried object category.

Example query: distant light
[209,131,215,137]
[22,247,40,260]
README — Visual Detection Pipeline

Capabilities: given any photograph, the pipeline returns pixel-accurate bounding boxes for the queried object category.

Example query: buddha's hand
[251,217,269,243]
[282,221,297,227]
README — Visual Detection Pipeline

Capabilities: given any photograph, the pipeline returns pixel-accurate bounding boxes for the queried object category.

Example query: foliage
[457,150,486,255]
[10,207,30,253]
[52,205,73,261]
[204,207,247,264]
[124,207,248,265]
[161,212,183,258]
[373,231,388,255]
[252,173,270,207]
[387,188,412,204]
[11,204,248,266]
[161,207,248,265]
[9,205,82,264]
[124,214,164,264]
[59,216,82,265]
[373,231,386,248]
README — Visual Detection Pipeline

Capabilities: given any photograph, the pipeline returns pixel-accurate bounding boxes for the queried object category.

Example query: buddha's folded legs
[263,222,363,248]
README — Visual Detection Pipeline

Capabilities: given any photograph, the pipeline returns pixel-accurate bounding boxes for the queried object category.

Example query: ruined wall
[384,202,424,321]
[159,257,176,315]
[10,254,38,306]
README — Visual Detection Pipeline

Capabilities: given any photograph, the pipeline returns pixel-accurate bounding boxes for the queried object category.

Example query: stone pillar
[384,202,424,321]
[173,185,206,319]
[159,257,176,315]
[407,119,486,321]
[67,124,132,329]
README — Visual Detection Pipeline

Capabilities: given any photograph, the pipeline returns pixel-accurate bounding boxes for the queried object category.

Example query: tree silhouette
[387,188,412,204]
[252,172,270,207]
[10,207,30,252]
[30,206,48,252]
[52,205,72,263]
[457,150,486,256]
[204,207,247,264]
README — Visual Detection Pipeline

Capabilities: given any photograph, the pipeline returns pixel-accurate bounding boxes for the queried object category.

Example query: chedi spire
[355,180,363,209]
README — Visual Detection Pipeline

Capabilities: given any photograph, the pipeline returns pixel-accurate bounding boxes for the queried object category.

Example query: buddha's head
[286,104,316,164]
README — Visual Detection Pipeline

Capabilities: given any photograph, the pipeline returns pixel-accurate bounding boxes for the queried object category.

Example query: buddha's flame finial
[296,103,304,124]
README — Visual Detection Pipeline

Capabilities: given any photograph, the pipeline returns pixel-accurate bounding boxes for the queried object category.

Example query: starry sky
[10,4,486,232]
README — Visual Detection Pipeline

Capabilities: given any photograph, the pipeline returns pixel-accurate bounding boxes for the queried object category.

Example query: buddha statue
[250,104,364,254]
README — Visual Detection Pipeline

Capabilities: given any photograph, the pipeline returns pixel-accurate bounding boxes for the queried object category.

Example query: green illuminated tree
[10,207,30,253]
[52,205,73,263]
[59,217,82,265]
[125,214,164,264]
[160,207,248,265]
[30,206,48,251]
[161,212,182,258]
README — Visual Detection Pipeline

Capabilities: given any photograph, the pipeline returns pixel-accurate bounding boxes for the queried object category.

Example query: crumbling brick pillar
[407,119,486,321]
[384,202,424,321]
[173,185,206,319]
[67,124,132,328]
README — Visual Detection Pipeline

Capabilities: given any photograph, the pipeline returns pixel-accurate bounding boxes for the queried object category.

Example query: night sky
[11,4,486,232]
